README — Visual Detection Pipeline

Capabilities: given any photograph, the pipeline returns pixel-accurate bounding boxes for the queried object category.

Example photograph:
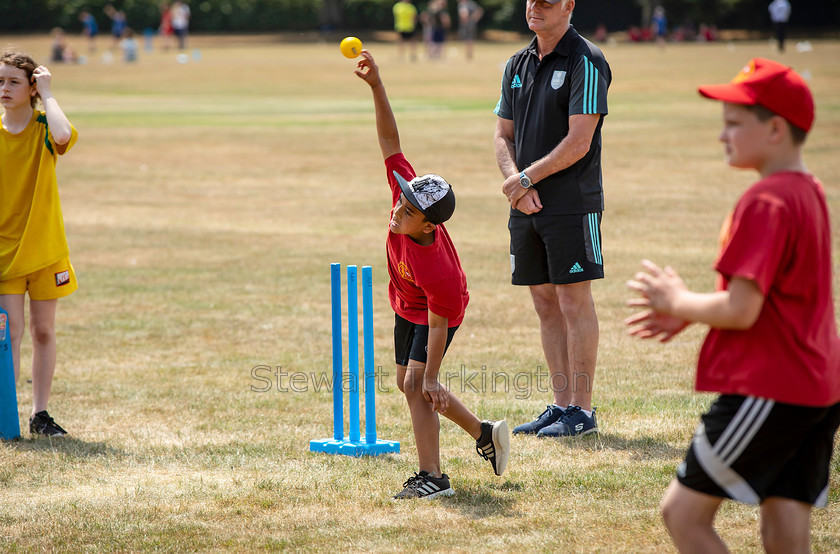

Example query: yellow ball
[339,36,363,59]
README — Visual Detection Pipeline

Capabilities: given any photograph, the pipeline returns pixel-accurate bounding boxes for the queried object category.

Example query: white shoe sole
[423,487,455,499]
[392,487,455,501]
[492,420,510,476]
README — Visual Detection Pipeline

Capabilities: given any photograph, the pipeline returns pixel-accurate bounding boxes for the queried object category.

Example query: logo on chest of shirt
[551,70,566,90]
[397,261,415,284]
[511,74,523,89]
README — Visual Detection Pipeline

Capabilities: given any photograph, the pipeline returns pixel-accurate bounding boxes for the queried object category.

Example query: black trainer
[29,411,68,437]
[393,471,454,500]
[476,420,510,476]
[537,406,598,438]
[512,404,565,435]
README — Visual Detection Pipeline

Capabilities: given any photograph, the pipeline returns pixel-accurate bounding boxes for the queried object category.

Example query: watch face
[520,173,531,188]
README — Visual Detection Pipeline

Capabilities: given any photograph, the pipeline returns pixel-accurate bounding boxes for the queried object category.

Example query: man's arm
[355,50,401,160]
[501,113,601,205]
[495,117,543,214]
[494,117,517,179]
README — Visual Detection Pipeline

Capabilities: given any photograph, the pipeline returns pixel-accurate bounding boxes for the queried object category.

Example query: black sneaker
[476,420,510,476]
[393,471,454,500]
[537,406,597,438]
[29,411,68,437]
[512,404,565,435]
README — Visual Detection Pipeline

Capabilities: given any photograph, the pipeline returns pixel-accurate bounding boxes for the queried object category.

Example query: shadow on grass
[4,436,126,458]
[551,432,685,460]
[440,480,522,519]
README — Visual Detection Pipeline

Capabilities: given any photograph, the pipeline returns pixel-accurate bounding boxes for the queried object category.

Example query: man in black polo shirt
[493,0,610,437]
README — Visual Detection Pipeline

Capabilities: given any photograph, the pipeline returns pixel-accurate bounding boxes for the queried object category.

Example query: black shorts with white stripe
[508,212,604,286]
[678,395,840,507]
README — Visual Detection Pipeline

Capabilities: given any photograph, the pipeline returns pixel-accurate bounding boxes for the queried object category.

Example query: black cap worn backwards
[392,171,456,225]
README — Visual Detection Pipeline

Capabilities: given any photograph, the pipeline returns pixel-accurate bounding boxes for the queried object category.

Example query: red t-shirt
[385,153,469,327]
[696,172,840,406]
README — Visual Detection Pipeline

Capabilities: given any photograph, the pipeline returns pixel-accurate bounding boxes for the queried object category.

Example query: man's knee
[555,283,595,317]
[530,286,562,320]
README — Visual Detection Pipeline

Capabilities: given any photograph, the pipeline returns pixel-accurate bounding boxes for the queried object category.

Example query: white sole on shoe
[491,420,510,476]
[424,487,455,499]
[392,487,455,501]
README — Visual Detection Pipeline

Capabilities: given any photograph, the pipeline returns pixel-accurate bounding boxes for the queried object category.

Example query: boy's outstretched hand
[625,259,691,342]
[354,50,382,88]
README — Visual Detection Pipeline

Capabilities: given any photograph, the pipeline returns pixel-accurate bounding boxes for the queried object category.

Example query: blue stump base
[310,438,400,457]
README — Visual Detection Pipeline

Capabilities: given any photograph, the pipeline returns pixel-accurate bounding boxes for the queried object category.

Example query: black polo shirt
[495,26,611,216]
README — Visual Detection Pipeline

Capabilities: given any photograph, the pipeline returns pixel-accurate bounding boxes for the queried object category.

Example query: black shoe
[476,420,510,476]
[29,411,68,437]
[537,406,598,438]
[393,471,454,500]
[512,405,565,435]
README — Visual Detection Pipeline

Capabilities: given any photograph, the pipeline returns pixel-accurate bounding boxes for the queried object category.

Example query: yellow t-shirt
[393,2,418,33]
[0,110,78,280]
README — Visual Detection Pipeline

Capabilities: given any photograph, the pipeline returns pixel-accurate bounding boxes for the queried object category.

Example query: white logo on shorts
[55,270,70,287]
[551,71,566,90]
[510,254,516,274]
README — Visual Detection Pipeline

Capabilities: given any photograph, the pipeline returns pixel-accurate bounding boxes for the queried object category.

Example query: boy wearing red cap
[626,58,840,552]
[354,50,510,499]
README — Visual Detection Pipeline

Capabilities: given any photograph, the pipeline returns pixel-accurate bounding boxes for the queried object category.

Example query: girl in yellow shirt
[0,51,77,436]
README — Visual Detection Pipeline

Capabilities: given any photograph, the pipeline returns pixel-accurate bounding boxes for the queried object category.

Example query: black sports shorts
[394,313,459,366]
[678,395,840,507]
[509,213,604,286]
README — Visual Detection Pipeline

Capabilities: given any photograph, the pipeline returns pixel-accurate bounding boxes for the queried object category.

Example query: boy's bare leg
[398,362,483,476]
[438,389,482,440]
[29,299,57,415]
[759,497,811,554]
[399,363,442,475]
[0,294,26,382]
[661,480,728,554]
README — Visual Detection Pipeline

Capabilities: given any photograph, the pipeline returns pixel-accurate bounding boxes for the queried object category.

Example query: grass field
[1,32,839,551]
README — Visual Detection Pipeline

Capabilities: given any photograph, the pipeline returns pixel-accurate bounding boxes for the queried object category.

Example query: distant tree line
[1,0,837,34]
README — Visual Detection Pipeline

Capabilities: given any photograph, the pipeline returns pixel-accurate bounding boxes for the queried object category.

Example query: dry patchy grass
[1,33,839,552]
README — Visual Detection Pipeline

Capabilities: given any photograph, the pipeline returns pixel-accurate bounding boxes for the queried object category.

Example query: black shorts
[394,314,458,366]
[399,30,416,40]
[509,213,604,286]
[678,395,840,507]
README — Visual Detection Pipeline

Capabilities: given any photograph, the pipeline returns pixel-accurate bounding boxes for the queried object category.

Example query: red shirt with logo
[385,154,469,327]
[696,172,840,407]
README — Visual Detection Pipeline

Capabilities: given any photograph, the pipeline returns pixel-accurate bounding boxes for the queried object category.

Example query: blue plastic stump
[310,264,399,457]
[0,306,20,440]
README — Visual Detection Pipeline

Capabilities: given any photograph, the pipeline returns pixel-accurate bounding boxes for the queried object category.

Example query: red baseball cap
[698,58,814,132]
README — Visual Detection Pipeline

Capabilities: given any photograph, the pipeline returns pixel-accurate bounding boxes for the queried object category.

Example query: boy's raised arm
[355,51,401,160]
[33,66,73,146]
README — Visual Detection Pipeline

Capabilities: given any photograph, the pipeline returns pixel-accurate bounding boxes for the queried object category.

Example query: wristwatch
[519,170,533,189]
